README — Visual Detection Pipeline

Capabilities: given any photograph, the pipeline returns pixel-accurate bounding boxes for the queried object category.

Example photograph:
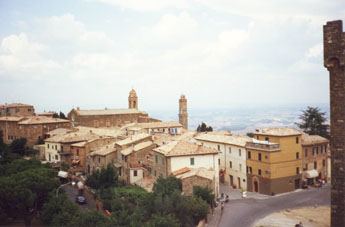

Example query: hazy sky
[0,0,344,114]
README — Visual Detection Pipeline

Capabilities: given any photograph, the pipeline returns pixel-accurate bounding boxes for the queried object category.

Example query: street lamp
[56,182,71,197]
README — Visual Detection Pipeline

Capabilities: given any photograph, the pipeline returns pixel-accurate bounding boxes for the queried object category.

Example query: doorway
[230,175,233,186]
[254,180,259,192]
[237,177,241,189]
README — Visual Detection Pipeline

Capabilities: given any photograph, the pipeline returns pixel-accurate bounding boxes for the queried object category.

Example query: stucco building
[123,121,183,136]
[246,128,303,195]
[0,103,35,117]
[0,116,71,148]
[67,89,160,127]
[194,134,251,190]
[301,133,329,185]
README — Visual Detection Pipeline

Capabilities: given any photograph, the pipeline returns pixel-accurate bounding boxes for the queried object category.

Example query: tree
[52,112,59,118]
[246,132,254,138]
[85,164,118,190]
[153,176,182,197]
[59,111,67,119]
[146,214,179,227]
[196,122,213,132]
[296,106,329,138]
[61,162,70,171]
[194,186,215,205]
[9,138,27,155]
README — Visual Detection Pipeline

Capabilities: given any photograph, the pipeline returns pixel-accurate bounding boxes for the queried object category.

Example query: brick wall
[323,20,345,226]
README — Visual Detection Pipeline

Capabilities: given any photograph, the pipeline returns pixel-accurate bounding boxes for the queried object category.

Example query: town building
[86,142,117,173]
[0,116,71,148]
[123,121,183,136]
[0,103,35,117]
[174,167,216,196]
[152,140,220,196]
[246,128,303,195]
[38,111,55,118]
[67,89,160,127]
[113,133,154,184]
[178,95,188,129]
[44,131,113,165]
[194,134,251,190]
[301,133,329,185]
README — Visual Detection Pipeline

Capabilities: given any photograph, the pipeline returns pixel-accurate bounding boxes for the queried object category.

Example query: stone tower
[179,94,188,129]
[323,20,345,226]
[128,89,138,109]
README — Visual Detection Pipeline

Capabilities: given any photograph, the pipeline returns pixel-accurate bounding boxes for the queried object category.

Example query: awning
[305,169,319,178]
[58,171,68,178]
[113,163,122,168]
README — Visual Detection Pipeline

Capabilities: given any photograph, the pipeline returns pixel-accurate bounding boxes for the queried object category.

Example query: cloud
[0,33,59,75]
[305,43,323,58]
[87,0,189,11]
[141,12,197,42]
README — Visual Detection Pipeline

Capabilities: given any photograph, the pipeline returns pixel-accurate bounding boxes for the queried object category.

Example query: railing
[246,142,280,151]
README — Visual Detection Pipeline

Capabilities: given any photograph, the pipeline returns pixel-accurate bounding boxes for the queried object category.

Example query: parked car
[76,195,86,204]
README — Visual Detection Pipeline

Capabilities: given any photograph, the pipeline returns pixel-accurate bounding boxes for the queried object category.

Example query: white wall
[130,169,144,184]
[196,140,247,190]
[170,153,219,196]
[45,142,61,163]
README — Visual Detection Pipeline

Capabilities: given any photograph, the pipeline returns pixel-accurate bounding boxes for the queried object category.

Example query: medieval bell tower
[179,94,188,129]
[128,89,138,109]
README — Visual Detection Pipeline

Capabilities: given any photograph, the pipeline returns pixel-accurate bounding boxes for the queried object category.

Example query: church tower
[179,94,188,129]
[128,89,138,109]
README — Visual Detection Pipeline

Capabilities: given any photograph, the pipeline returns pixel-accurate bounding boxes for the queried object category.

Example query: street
[219,185,330,227]
[63,184,97,211]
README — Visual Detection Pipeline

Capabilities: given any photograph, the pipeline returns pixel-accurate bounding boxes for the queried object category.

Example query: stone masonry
[323,20,345,226]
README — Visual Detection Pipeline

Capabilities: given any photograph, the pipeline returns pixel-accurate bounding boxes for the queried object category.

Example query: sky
[0,0,344,114]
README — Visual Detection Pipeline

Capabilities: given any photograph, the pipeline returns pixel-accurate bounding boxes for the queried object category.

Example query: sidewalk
[206,203,222,227]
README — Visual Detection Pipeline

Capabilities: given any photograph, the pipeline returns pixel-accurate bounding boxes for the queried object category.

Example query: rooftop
[154,140,219,157]
[254,128,302,136]
[73,108,147,116]
[76,126,124,137]
[45,131,107,143]
[0,116,25,122]
[90,142,116,156]
[136,121,182,129]
[120,141,154,156]
[175,167,215,181]
[195,134,252,147]
[116,133,151,146]
[302,134,329,145]
[18,116,70,124]
[0,103,33,108]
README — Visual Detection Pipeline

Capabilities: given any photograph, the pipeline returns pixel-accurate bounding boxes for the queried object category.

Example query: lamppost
[56,182,71,197]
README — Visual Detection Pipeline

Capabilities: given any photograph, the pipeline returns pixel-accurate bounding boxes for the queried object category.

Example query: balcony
[246,142,280,152]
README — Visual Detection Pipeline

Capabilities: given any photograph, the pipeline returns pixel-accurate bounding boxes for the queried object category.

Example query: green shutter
[155,155,158,163]
[190,158,194,165]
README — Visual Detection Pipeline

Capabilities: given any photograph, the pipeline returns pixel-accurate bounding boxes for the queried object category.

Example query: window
[304,164,308,171]
[229,161,232,168]
[314,161,317,169]
[248,151,251,159]
[77,149,79,156]
[98,157,101,163]
[296,152,299,159]
[55,155,58,160]
[239,164,242,171]
[323,159,326,167]
[305,149,308,157]
[229,147,231,154]
[162,157,165,165]
[190,158,195,165]
[258,153,262,161]
[155,155,158,163]
[316,147,319,155]
[296,167,299,174]
[296,137,299,144]
[258,169,262,176]
[217,145,220,151]
[239,149,241,157]
[249,167,252,174]
[154,170,157,176]
[265,137,269,142]
[134,170,137,177]
[55,145,57,150]
[218,159,220,165]
[48,144,50,149]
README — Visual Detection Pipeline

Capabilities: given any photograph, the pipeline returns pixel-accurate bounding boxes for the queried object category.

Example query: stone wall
[323,20,345,226]
[181,176,214,195]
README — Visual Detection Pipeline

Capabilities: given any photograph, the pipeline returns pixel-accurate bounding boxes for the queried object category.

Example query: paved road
[219,185,330,227]
[63,184,97,211]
